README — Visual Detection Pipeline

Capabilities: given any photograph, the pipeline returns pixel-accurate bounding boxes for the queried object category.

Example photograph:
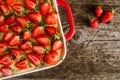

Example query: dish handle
[57,0,75,41]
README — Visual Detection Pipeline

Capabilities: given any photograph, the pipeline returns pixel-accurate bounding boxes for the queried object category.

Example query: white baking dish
[0,0,75,79]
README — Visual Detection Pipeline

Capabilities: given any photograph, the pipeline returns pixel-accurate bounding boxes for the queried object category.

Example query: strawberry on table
[20,41,31,51]
[16,16,30,28]
[37,35,50,46]
[0,24,9,33]
[24,0,37,10]
[32,26,44,38]
[101,11,114,23]
[1,66,12,76]
[11,25,22,33]
[46,26,57,36]
[90,18,98,29]
[0,42,7,55]
[3,33,13,42]
[95,6,103,18]
[5,15,15,25]
[15,59,29,69]
[40,2,50,16]
[5,0,18,6]
[44,12,58,25]
[11,48,22,59]
[9,35,21,46]
[23,31,31,41]
[0,4,10,15]
[12,4,26,14]
[43,51,59,65]
[32,45,45,55]
[27,12,42,24]
[0,54,13,66]
[52,40,63,51]
[27,53,42,66]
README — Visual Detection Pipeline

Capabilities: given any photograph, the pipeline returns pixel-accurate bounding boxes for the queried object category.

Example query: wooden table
[8,0,120,80]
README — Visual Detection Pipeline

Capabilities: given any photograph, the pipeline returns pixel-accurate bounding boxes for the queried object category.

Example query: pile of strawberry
[90,6,114,28]
[0,0,63,77]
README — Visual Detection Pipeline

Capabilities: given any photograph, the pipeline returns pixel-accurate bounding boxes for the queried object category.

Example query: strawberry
[0,54,12,66]
[1,66,12,76]
[3,33,13,42]
[23,31,31,41]
[15,59,29,69]
[5,0,18,6]
[24,0,37,10]
[9,35,21,46]
[0,14,5,25]
[0,24,9,33]
[0,4,10,15]
[90,18,98,29]
[12,4,26,14]
[16,16,30,28]
[95,6,103,18]
[37,35,50,46]
[11,25,22,33]
[5,15,15,25]
[46,26,57,36]
[27,53,42,66]
[44,12,58,25]
[43,51,59,65]
[52,40,63,51]
[0,42,7,55]
[101,11,114,23]
[32,45,45,54]
[20,41,31,51]
[27,12,42,24]
[11,48,22,59]
[32,26,44,38]
[40,2,50,16]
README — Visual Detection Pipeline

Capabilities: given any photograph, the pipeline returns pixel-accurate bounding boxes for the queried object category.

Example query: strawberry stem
[44,0,48,2]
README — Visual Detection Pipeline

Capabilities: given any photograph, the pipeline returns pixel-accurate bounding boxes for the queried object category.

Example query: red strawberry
[43,51,59,65]
[5,0,18,6]
[32,26,44,38]
[40,2,50,16]
[24,0,37,10]
[20,41,31,51]
[12,4,25,14]
[6,15,15,25]
[27,12,42,24]
[1,66,12,76]
[0,14,5,25]
[11,25,22,33]
[0,4,10,15]
[95,6,103,18]
[11,48,22,59]
[37,35,50,46]
[46,26,57,36]
[9,35,21,46]
[52,40,63,51]
[27,53,42,66]
[0,42,7,55]
[23,31,31,41]
[0,54,12,66]
[32,45,45,54]
[0,24,9,33]
[90,19,98,29]
[16,16,30,28]
[44,12,58,25]
[15,59,29,69]
[101,11,114,23]
[3,33,13,42]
